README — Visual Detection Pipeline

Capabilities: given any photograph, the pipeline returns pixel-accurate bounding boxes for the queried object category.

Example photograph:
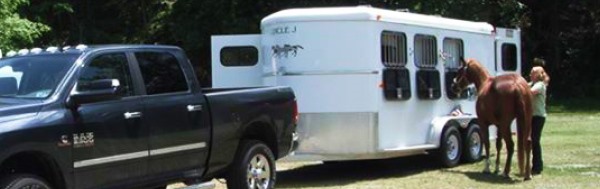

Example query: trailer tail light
[293,99,299,124]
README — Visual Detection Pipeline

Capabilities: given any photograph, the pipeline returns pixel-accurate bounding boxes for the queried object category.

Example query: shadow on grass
[441,169,520,184]
[277,155,441,188]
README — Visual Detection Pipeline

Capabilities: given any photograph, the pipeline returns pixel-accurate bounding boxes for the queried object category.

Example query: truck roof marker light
[62,46,71,51]
[6,51,17,57]
[18,49,29,56]
[30,48,43,54]
[76,44,88,50]
[46,47,59,53]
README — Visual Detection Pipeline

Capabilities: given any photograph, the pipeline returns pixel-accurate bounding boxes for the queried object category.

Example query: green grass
[270,111,600,189]
[195,110,600,189]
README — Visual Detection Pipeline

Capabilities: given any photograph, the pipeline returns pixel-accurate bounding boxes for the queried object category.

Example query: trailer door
[495,28,521,76]
[211,35,263,87]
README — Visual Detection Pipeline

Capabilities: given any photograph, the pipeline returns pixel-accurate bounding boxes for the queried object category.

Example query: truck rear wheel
[436,126,462,167]
[226,140,276,189]
[0,174,51,189]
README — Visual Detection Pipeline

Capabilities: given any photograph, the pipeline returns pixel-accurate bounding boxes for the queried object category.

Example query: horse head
[451,57,471,94]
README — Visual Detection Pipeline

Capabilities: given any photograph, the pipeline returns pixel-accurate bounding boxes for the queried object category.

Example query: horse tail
[514,81,533,175]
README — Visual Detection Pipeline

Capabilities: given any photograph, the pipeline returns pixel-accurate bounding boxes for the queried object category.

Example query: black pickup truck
[0,45,297,189]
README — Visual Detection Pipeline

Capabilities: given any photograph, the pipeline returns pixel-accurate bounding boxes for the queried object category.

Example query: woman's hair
[531,66,550,85]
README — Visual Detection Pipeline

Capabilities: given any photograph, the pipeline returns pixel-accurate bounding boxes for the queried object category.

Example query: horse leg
[495,134,502,175]
[480,123,491,174]
[504,133,515,178]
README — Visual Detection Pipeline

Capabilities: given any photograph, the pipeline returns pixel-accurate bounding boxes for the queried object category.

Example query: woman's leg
[531,116,546,174]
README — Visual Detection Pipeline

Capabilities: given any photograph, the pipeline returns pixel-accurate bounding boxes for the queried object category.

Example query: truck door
[72,52,148,189]
[211,35,263,88]
[495,28,521,76]
[132,50,211,178]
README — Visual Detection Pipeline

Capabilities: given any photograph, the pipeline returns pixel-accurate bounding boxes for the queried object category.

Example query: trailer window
[220,46,258,67]
[383,68,411,100]
[443,38,467,99]
[414,34,437,68]
[502,43,517,71]
[381,31,407,67]
[416,70,441,100]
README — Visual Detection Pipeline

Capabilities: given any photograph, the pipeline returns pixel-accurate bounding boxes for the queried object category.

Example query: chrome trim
[74,151,148,168]
[124,112,142,119]
[187,105,203,112]
[73,142,206,168]
[263,70,379,77]
[150,142,207,156]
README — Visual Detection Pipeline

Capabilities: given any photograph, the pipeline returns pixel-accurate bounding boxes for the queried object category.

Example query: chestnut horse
[451,58,533,180]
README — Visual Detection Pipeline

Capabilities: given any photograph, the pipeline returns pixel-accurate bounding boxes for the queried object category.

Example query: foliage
[0,0,49,51]
[3,0,598,98]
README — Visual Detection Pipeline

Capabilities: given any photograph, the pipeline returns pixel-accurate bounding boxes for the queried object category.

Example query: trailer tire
[0,174,52,189]
[436,126,462,167]
[226,140,276,189]
[462,123,483,163]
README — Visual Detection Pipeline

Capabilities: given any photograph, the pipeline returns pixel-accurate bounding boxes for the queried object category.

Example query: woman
[529,64,549,175]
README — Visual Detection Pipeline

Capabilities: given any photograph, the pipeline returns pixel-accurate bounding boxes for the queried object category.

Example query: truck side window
[77,53,134,97]
[135,52,188,95]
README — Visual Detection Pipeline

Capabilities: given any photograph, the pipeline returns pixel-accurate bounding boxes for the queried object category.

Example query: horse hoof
[524,177,532,181]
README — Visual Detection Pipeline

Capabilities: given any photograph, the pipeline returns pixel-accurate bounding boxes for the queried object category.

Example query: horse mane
[465,59,492,90]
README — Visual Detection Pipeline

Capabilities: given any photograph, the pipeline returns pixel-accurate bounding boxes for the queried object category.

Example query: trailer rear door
[211,35,263,87]
[495,28,521,75]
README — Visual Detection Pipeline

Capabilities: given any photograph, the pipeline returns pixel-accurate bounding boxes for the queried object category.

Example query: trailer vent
[416,70,441,100]
[381,31,407,67]
[383,68,411,100]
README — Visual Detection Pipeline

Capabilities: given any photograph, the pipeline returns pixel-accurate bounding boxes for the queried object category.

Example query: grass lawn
[181,110,600,189]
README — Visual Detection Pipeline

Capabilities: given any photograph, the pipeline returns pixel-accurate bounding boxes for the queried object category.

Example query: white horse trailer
[211,6,520,166]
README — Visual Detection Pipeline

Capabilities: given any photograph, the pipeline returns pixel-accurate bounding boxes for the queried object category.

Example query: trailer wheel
[0,174,52,189]
[226,140,276,189]
[462,123,483,163]
[436,126,462,167]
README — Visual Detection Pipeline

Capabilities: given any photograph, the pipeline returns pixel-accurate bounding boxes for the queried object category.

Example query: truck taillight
[293,99,299,124]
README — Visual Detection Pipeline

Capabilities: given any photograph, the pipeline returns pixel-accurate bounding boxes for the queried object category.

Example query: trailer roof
[261,6,494,34]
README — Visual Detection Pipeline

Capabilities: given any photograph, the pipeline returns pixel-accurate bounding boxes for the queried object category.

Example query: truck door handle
[187,105,202,112]
[124,112,142,119]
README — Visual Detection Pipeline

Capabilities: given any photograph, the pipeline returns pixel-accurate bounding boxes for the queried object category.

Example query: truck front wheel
[0,174,52,189]
[226,140,276,189]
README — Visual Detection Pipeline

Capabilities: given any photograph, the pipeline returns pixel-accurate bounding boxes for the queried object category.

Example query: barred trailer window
[443,38,467,99]
[443,38,463,69]
[414,34,437,68]
[381,31,407,67]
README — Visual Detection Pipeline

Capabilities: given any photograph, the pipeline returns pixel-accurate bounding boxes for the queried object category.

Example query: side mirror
[68,79,120,107]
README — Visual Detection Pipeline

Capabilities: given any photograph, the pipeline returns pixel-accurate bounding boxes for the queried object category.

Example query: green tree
[0,0,49,51]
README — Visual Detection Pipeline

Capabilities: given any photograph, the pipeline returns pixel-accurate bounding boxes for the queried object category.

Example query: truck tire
[436,126,462,167]
[226,140,276,189]
[0,174,51,189]
[462,123,483,163]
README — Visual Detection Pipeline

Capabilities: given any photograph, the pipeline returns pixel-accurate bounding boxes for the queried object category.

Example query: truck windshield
[0,54,78,99]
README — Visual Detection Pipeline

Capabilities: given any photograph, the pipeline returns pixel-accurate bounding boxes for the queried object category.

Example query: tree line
[0,0,598,98]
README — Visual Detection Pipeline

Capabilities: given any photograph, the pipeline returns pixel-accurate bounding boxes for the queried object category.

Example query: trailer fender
[428,115,477,148]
